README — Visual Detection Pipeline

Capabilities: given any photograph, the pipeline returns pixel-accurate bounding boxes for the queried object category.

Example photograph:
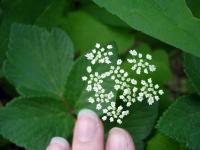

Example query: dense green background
[0,0,199,150]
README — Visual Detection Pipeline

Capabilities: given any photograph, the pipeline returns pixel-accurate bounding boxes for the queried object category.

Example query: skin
[46,109,135,150]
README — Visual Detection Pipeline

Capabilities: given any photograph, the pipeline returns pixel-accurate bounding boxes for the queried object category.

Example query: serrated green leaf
[0,0,67,76]
[157,95,200,150]
[184,54,200,95]
[92,0,200,57]
[4,24,74,98]
[64,43,118,114]
[147,133,181,150]
[104,101,159,150]
[61,11,134,54]
[0,96,74,150]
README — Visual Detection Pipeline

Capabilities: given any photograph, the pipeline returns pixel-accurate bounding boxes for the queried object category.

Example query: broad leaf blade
[0,96,74,150]
[92,0,200,57]
[4,24,74,98]
[157,95,200,150]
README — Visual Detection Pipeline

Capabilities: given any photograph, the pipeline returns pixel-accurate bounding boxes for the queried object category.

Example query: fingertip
[72,109,104,150]
[106,127,135,150]
[46,137,70,150]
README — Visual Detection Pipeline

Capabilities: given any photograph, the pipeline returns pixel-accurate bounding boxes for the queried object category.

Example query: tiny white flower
[102,116,107,121]
[107,44,113,49]
[108,51,113,56]
[117,59,122,65]
[85,53,94,60]
[138,53,143,58]
[129,50,137,56]
[88,97,95,103]
[87,66,92,73]
[117,119,122,124]
[96,43,101,48]
[96,104,102,110]
[158,90,164,95]
[131,79,137,85]
[146,54,152,60]
[92,49,96,54]
[82,76,87,81]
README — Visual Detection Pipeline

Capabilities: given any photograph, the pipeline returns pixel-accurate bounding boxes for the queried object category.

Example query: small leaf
[4,24,74,98]
[157,95,200,150]
[0,96,74,150]
[184,53,200,95]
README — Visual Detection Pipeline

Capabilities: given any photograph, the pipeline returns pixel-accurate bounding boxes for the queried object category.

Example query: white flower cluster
[82,43,164,124]
[128,50,156,74]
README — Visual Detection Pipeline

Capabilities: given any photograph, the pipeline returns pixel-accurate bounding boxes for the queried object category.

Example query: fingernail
[76,109,99,142]
[107,128,134,150]
[47,137,69,150]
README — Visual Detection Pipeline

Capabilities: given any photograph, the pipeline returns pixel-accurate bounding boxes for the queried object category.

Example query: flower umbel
[82,43,164,124]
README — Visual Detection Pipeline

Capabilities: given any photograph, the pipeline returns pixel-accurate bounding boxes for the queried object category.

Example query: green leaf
[147,133,181,150]
[82,4,129,28]
[105,101,159,150]
[4,24,74,98]
[157,95,200,150]
[61,11,134,54]
[0,96,74,150]
[92,0,200,57]
[0,0,67,76]
[64,43,118,114]
[184,54,200,95]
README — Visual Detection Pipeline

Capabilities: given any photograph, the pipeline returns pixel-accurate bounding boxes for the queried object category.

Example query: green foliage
[147,133,181,150]
[62,11,134,54]
[64,42,118,113]
[0,23,162,150]
[157,95,200,150]
[0,97,74,150]
[0,0,200,149]
[0,0,69,76]
[92,0,200,57]
[82,4,129,28]
[184,54,200,95]
[105,101,159,150]
[4,24,74,98]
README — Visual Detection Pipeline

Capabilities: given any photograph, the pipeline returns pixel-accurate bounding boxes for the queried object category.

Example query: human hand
[46,109,135,150]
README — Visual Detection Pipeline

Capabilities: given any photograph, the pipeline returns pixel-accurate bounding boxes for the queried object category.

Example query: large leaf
[184,54,200,95]
[4,24,74,98]
[92,0,200,57]
[0,0,68,76]
[105,101,159,150]
[62,11,134,54]
[64,43,118,113]
[157,95,200,150]
[0,96,74,150]
[82,4,129,28]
